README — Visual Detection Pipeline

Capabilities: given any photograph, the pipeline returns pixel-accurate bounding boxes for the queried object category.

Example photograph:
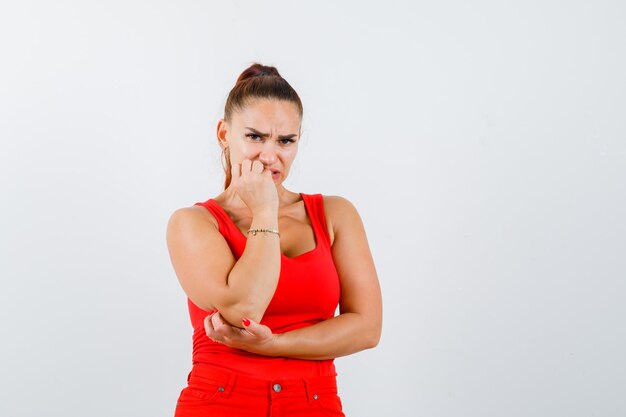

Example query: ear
[216,119,229,148]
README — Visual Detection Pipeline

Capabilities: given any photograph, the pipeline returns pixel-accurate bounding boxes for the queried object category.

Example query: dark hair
[221,63,303,189]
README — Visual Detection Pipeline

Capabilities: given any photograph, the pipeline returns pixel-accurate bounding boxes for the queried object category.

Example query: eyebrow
[244,127,298,140]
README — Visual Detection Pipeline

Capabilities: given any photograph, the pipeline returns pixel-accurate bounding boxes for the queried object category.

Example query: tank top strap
[193,199,246,258]
[301,193,332,248]
[193,200,227,234]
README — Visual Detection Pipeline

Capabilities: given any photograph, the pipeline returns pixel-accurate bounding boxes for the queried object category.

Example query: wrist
[247,228,280,237]
[251,210,278,228]
[244,332,281,357]
[252,207,277,217]
[265,332,282,357]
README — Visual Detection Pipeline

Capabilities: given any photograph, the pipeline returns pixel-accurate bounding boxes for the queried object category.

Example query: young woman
[166,63,382,416]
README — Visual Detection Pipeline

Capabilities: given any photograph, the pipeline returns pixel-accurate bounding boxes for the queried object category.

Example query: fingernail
[242,318,251,327]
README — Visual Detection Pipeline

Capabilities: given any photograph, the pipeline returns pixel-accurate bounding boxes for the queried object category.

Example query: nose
[258,142,278,165]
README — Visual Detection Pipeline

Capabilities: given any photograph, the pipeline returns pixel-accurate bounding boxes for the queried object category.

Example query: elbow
[369,334,381,349]
[238,297,267,324]
[364,330,381,349]
[364,320,382,349]
[238,309,265,326]
[219,300,266,328]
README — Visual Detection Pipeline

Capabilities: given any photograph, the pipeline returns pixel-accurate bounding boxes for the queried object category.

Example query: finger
[204,310,217,328]
[241,159,252,175]
[212,312,237,337]
[211,311,225,331]
[204,312,217,337]
[230,161,241,181]
[251,160,264,174]
[241,317,264,336]
[207,313,231,343]
[261,168,272,180]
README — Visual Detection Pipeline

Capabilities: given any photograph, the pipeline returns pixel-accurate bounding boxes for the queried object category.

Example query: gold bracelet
[247,228,280,237]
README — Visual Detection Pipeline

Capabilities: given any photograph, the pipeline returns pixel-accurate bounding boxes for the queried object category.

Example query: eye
[245,134,262,141]
[280,139,296,145]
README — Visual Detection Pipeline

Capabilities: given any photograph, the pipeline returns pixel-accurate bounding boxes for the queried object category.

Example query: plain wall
[1,1,625,416]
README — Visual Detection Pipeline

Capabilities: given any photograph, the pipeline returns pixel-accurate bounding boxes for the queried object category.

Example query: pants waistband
[188,362,338,399]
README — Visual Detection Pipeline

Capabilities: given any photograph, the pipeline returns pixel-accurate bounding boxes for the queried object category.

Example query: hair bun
[236,63,281,84]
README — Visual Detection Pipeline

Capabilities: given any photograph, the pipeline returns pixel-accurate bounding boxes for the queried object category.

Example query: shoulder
[320,195,362,245]
[166,204,219,235]
[321,195,358,215]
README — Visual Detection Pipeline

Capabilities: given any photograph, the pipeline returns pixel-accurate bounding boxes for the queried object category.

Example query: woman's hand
[204,311,278,356]
[231,159,278,215]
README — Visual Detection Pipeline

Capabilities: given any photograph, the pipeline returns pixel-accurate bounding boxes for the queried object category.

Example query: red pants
[174,362,346,417]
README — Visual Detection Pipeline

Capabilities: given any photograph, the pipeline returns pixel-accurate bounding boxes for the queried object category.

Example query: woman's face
[217,98,301,185]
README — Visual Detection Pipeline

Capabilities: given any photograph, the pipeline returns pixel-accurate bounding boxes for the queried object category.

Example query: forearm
[266,312,381,360]
[218,210,280,326]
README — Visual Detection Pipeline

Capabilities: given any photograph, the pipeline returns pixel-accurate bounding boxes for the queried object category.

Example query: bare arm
[166,160,281,327]
[167,208,279,327]
[204,195,383,359]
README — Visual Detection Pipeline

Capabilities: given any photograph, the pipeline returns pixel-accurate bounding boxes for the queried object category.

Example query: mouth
[268,169,281,179]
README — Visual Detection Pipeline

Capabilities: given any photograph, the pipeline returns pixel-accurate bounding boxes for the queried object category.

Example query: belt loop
[221,371,238,399]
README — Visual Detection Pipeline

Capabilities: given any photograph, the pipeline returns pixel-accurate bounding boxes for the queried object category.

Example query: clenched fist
[230,159,279,215]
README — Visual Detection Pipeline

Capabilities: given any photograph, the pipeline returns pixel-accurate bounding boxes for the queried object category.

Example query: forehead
[232,99,301,132]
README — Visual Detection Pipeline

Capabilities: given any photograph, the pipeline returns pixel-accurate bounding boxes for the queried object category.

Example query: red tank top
[186,192,340,379]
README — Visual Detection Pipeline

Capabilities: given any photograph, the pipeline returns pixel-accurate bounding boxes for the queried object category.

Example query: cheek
[230,143,256,162]
[280,148,298,164]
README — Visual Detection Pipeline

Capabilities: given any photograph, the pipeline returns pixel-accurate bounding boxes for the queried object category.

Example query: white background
[1,1,625,416]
